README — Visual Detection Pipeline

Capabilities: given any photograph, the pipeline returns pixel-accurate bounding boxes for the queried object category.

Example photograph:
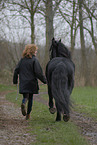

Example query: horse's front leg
[48,85,56,114]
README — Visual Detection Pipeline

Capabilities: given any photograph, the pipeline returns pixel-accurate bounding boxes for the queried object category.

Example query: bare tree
[78,0,85,49]
[37,0,61,62]
[78,0,88,85]
[0,0,42,70]
[58,0,97,85]
[45,0,54,59]
[6,0,41,43]
[43,0,62,63]
[83,1,97,53]
[58,0,97,51]
[59,0,79,51]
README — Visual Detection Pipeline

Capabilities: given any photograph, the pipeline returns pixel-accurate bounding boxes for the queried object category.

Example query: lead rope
[16,83,18,100]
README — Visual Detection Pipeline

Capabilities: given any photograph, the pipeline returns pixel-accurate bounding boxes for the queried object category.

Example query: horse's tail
[51,62,70,114]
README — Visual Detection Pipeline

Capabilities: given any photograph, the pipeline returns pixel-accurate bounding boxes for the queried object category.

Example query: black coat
[13,55,46,94]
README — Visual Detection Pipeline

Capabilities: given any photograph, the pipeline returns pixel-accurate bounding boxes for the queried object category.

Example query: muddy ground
[0,92,35,145]
[0,92,97,145]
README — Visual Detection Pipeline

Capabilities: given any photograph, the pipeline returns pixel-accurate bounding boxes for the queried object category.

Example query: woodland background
[0,0,97,86]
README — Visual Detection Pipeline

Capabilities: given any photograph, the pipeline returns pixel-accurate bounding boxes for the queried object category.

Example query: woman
[13,44,46,120]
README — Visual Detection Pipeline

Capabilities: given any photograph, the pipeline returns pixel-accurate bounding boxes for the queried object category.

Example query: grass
[1,84,95,145]
[0,84,16,92]
[29,101,88,145]
[71,87,97,119]
[39,85,97,120]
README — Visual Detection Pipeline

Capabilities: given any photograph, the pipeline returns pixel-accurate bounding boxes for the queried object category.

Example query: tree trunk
[78,0,89,86]
[71,0,76,52]
[45,0,54,63]
[79,0,85,49]
[30,0,35,43]
[90,16,97,53]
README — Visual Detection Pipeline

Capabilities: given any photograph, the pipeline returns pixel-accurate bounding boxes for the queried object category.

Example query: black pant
[22,93,33,114]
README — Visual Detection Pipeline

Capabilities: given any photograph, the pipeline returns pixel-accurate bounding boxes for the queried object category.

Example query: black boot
[26,114,30,120]
[21,103,26,116]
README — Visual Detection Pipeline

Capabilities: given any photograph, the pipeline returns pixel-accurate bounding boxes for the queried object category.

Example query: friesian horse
[45,38,75,122]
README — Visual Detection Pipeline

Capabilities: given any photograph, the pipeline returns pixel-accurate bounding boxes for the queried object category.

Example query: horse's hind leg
[63,110,70,122]
[48,85,56,114]
[56,104,61,121]
[56,111,61,121]
[48,85,53,108]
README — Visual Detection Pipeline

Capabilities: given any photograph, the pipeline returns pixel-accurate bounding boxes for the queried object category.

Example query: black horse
[45,38,75,122]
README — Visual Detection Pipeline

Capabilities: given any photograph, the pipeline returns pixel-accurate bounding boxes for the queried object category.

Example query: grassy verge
[0,84,16,92]
[71,87,97,119]
[0,84,90,145]
[39,85,97,120]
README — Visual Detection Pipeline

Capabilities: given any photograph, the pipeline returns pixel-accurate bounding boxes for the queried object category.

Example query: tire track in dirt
[71,111,97,145]
[35,92,97,145]
[0,92,36,145]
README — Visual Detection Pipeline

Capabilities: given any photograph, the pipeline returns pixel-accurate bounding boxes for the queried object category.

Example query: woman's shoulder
[18,58,23,64]
[32,55,38,61]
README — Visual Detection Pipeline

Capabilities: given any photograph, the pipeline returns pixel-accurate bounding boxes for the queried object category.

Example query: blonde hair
[22,44,38,58]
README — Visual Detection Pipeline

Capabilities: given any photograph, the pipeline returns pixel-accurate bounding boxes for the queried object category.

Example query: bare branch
[59,9,71,26]
[83,2,97,20]
[54,0,62,13]
[34,0,41,13]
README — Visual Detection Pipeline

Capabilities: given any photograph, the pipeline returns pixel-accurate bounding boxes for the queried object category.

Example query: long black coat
[13,55,46,94]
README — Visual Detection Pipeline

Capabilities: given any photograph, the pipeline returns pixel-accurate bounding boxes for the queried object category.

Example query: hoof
[49,108,56,114]
[63,114,70,122]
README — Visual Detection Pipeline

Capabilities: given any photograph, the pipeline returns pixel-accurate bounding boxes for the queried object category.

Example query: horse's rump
[46,57,74,83]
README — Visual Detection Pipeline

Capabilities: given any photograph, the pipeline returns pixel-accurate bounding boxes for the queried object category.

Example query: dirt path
[0,92,35,145]
[71,111,97,145]
[0,91,97,145]
[35,92,97,145]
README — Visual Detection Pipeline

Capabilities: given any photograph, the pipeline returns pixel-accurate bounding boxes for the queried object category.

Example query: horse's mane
[50,38,71,60]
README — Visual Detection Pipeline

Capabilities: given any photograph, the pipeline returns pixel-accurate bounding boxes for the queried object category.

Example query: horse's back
[46,57,75,76]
